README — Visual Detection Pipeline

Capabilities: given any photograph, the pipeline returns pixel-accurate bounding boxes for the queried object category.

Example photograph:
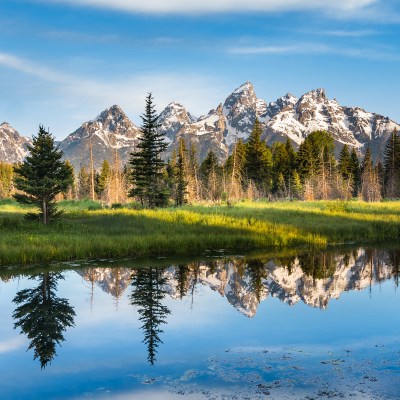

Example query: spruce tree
[383,129,400,198]
[13,126,73,224]
[96,159,111,197]
[245,118,272,194]
[338,145,351,180]
[78,166,91,199]
[349,148,361,197]
[129,94,168,207]
[175,138,188,206]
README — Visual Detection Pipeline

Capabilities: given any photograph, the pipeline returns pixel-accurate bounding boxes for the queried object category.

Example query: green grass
[0,199,399,266]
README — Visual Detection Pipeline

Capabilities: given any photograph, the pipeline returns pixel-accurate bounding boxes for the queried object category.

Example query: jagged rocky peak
[222,82,262,148]
[158,101,197,145]
[59,105,140,170]
[300,88,327,103]
[265,93,299,119]
[92,105,133,132]
[223,81,257,121]
[0,122,31,163]
[159,102,197,124]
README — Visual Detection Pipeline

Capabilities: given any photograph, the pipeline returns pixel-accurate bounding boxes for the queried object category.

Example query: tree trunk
[43,200,47,225]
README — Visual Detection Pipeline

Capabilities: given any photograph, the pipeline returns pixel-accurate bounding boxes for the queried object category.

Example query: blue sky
[1,0,400,139]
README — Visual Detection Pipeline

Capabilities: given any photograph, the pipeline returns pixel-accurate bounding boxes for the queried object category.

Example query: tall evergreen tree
[297,131,334,179]
[12,272,75,369]
[383,129,400,198]
[130,267,171,365]
[245,118,272,194]
[13,126,73,224]
[97,159,111,197]
[338,145,352,180]
[129,94,168,207]
[349,148,361,197]
[77,166,91,199]
[175,138,188,206]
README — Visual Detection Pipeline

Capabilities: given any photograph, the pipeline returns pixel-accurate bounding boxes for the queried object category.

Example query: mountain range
[1,82,399,170]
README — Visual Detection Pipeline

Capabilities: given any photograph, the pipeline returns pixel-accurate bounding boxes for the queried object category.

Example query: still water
[0,245,400,399]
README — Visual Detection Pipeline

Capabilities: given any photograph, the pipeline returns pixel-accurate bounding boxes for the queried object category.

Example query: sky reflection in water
[0,245,399,399]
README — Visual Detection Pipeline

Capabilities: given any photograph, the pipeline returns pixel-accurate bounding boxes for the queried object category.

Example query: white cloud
[228,42,400,61]
[34,0,377,14]
[0,52,228,137]
[0,337,26,353]
[321,29,376,37]
[0,52,70,82]
[229,43,330,55]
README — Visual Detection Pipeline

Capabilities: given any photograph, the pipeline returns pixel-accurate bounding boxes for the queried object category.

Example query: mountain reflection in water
[2,245,398,371]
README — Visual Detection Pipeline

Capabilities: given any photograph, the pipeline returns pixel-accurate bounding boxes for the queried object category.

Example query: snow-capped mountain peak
[0,122,31,164]
[59,105,140,170]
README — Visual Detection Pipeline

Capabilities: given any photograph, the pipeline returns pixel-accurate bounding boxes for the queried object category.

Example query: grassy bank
[0,199,399,266]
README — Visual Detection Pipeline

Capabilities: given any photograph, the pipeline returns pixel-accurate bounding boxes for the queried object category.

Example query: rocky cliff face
[0,122,31,164]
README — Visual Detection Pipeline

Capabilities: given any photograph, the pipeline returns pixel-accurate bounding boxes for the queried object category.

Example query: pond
[0,244,400,399]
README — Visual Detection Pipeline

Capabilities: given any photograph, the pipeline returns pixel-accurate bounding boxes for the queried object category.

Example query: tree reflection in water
[12,272,76,369]
[130,267,171,365]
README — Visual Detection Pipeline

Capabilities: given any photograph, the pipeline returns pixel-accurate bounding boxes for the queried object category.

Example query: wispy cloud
[0,52,228,136]
[228,42,400,61]
[0,337,26,354]
[0,52,70,82]
[229,43,330,55]
[33,0,377,15]
[42,30,183,47]
[322,29,375,37]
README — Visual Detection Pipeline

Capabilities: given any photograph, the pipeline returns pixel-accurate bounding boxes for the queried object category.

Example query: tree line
[1,94,400,222]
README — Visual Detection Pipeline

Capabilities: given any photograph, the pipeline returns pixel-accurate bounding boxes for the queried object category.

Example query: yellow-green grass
[0,199,399,266]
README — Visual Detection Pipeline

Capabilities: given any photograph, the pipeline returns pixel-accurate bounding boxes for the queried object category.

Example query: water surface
[0,245,399,399]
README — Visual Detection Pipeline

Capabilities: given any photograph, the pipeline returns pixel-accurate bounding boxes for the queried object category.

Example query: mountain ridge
[1,82,399,168]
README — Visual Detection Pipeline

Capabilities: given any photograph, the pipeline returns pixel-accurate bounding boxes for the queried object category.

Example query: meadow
[0,199,399,266]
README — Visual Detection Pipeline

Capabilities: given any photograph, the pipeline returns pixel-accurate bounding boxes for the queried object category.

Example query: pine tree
[297,131,334,180]
[349,148,361,197]
[77,166,91,199]
[271,141,294,196]
[175,138,188,206]
[13,126,73,224]
[129,94,168,208]
[245,118,272,195]
[97,160,111,197]
[12,272,75,369]
[383,129,400,198]
[291,170,303,199]
[338,145,351,180]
